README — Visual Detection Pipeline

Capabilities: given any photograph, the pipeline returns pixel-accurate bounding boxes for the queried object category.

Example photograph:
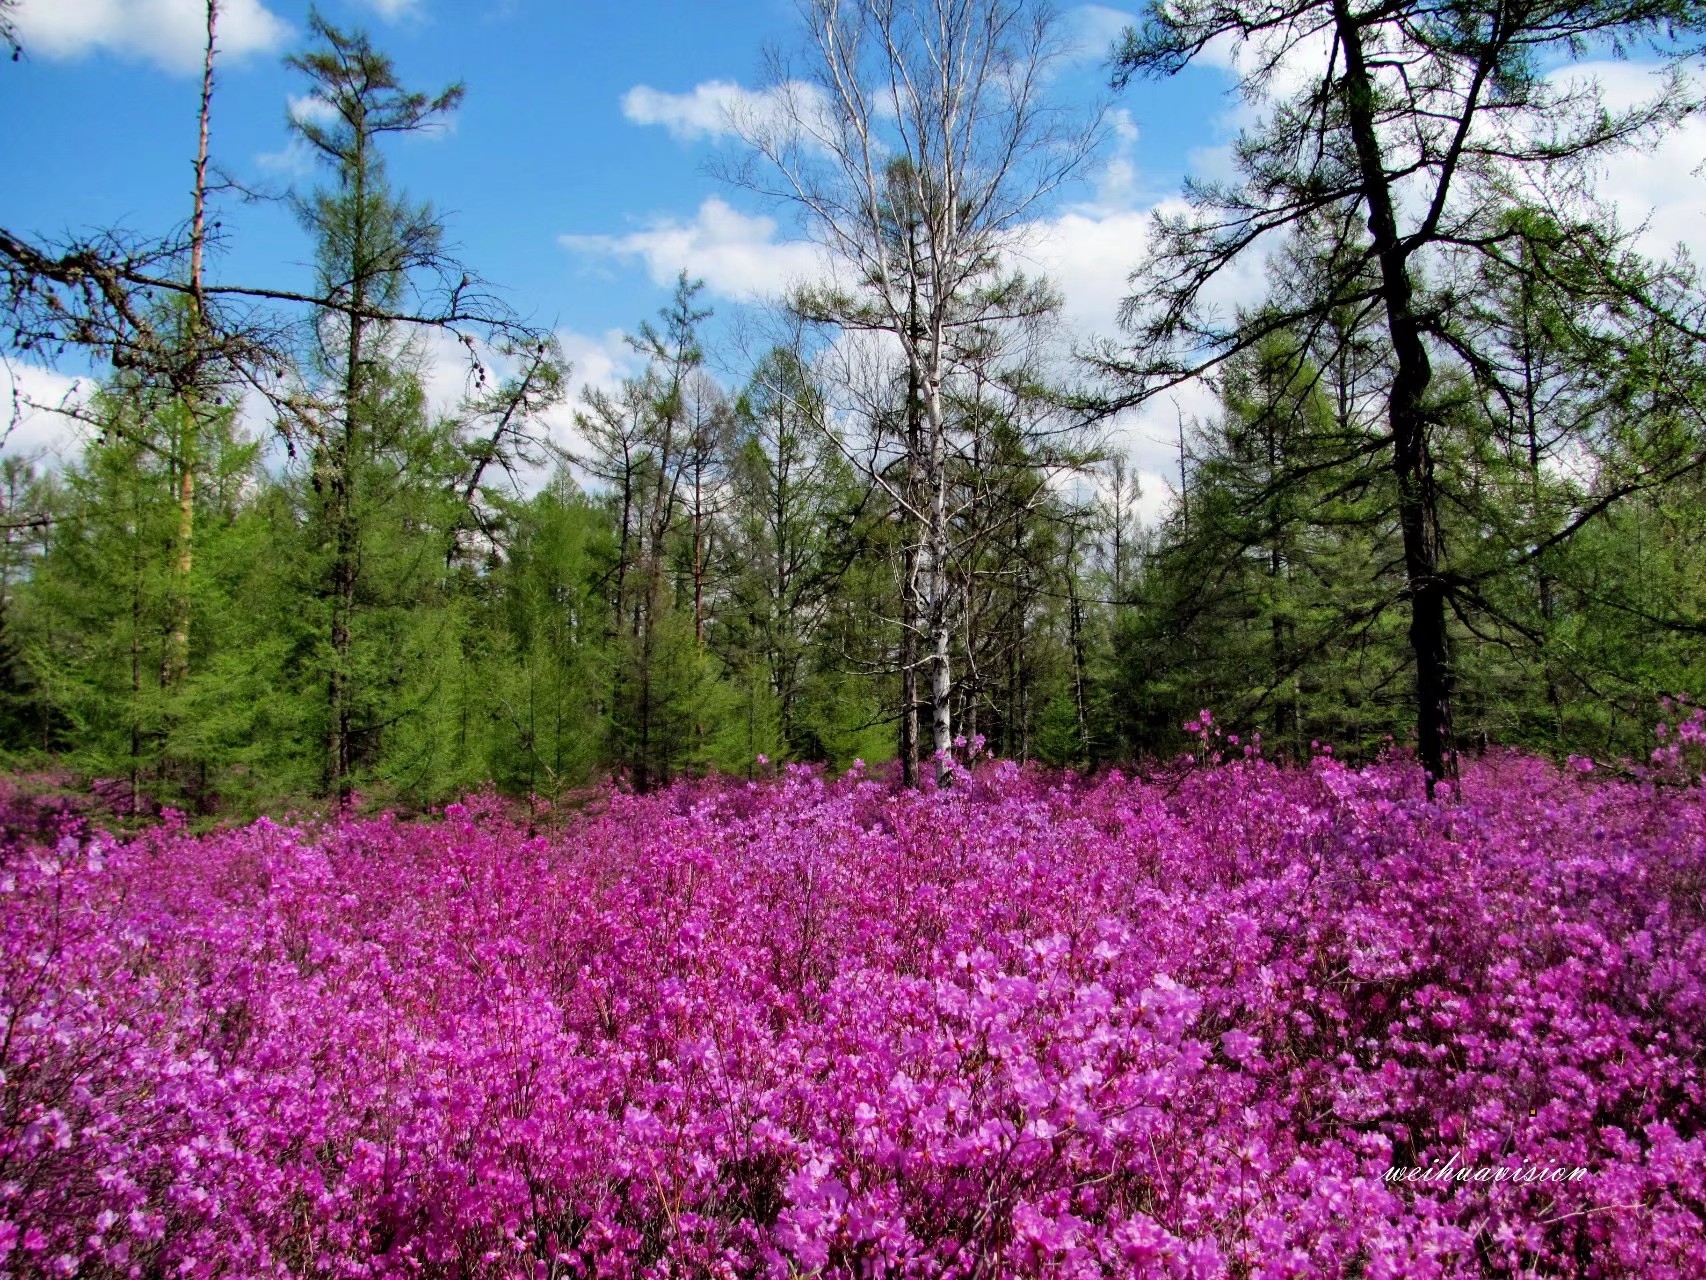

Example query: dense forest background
[4,0,1706,814]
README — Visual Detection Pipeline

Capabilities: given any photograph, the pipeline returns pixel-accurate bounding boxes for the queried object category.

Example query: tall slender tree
[726,346,864,758]
[730,0,1098,780]
[161,0,221,697]
[287,12,466,798]
[580,277,737,791]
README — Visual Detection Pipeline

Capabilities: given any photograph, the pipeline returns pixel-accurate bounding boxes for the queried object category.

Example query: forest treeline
[3,0,1706,813]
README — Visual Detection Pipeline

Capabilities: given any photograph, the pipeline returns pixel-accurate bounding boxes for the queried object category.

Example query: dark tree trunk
[900,540,919,787]
[1336,0,1455,792]
[899,324,923,788]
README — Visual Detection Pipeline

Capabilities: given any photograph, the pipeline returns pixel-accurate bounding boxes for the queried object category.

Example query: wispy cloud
[360,0,422,20]
[1,359,93,466]
[1065,4,1135,63]
[621,79,821,144]
[254,94,340,176]
[562,198,823,301]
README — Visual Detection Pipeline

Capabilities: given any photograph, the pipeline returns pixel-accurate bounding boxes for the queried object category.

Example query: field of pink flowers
[2,742,1704,1278]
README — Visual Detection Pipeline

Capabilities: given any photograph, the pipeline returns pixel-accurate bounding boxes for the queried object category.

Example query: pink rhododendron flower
[0,751,1701,1275]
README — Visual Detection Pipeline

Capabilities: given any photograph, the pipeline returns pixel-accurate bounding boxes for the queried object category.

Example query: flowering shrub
[1651,699,1706,783]
[1,751,1703,1277]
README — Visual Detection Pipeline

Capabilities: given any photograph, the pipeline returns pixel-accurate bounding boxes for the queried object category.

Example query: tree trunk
[329,434,356,798]
[328,123,369,802]
[931,583,952,771]
[1517,267,1562,727]
[1336,0,1455,792]
[163,0,218,697]
[923,480,953,777]
[692,464,706,646]
[900,540,918,786]
[131,535,144,807]
[636,573,654,795]
[922,337,954,781]
[1266,404,1290,746]
[1069,559,1088,764]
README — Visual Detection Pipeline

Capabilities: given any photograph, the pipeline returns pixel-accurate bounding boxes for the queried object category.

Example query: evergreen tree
[18,389,263,806]
[1106,0,1702,789]
[580,277,742,790]
[721,347,870,763]
[285,12,468,799]
[480,473,611,794]
[0,457,51,749]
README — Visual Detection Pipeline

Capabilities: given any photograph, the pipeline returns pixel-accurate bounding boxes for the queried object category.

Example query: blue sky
[4,0,1701,506]
[3,2,1225,349]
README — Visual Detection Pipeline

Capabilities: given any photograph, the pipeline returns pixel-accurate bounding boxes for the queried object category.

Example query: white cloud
[1121,377,1219,499]
[1202,23,1334,103]
[1550,61,1706,264]
[257,87,457,175]
[0,324,639,498]
[1017,207,1149,338]
[622,81,747,142]
[0,361,93,466]
[1008,200,1219,512]
[620,79,818,144]
[405,326,637,496]
[1016,180,1261,333]
[287,93,338,127]
[561,198,825,302]
[1197,44,1706,265]
[256,95,341,175]
[254,142,309,176]
[411,327,482,423]
[1073,108,1144,212]
[590,71,1272,526]
[536,329,639,486]
[1066,4,1135,63]
[554,178,1215,517]
[361,0,421,17]
[557,328,636,400]
[1598,116,1706,262]
[13,0,288,74]
[1025,50,1706,527]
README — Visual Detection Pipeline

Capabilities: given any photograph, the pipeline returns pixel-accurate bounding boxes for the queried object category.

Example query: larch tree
[162,0,221,697]
[1099,0,1704,790]
[579,277,726,792]
[6,0,238,795]
[727,345,864,757]
[287,13,467,798]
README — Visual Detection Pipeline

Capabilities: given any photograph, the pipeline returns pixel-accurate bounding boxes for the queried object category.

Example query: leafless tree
[727,0,1100,780]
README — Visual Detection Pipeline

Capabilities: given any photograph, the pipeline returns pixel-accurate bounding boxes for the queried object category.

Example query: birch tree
[730,0,1098,779]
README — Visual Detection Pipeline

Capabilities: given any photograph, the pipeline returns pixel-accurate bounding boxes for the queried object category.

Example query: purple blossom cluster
[2,750,1703,1277]
[1651,700,1706,782]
